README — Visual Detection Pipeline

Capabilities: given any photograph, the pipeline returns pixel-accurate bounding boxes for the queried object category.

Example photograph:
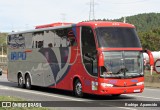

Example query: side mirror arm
[143,49,154,66]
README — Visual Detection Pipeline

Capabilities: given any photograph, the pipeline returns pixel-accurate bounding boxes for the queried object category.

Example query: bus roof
[77,21,135,28]
[9,24,74,35]
[35,22,73,29]
[9,21,135,35]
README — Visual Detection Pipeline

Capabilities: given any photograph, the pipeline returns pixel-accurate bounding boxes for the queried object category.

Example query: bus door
[81,26,98,92]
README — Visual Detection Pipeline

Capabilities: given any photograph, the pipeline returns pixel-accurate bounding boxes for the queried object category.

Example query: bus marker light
[136,82,144,86]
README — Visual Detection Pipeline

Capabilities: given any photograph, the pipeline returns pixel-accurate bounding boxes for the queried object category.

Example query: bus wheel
[18,74,24,88]
[25,75,32,89]
[112,94,121,97]
[74,79,83,97]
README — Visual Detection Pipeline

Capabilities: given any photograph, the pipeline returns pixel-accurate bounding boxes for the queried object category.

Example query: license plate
[134,89,140,92]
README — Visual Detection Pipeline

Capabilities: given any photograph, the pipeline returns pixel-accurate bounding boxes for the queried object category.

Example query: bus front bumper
[95,85,144,95]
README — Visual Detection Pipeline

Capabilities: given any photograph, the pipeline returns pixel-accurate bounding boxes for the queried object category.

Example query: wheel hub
[19,77,23,85]
[76,82,82,95]
[26,78,30,87]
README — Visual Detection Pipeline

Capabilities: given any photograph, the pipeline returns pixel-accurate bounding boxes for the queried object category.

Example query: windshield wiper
[116,68,128,74]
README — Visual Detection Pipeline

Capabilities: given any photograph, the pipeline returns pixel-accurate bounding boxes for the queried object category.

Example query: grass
[0,96,48,110]
[144,70,160,77]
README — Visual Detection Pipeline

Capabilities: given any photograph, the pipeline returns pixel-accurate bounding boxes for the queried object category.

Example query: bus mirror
[143,50,154,66]
[98,52,104,66]
[143,49,154,75]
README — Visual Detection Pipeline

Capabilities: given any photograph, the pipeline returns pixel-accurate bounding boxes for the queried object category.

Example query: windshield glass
[100,51,143,78]
[96,27,141,48]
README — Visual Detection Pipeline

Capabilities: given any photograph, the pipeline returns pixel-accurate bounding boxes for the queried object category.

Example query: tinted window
[31,27,77,48]
[100,51,143,78]
[8,34,25,49]
[43,28,77,48]
[96,27,141,48]
[81,26,98,77]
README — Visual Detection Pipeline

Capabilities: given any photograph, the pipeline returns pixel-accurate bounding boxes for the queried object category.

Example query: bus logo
[11,52,26,60]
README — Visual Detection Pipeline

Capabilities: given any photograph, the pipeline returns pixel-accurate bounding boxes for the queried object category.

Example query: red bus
[7,21,154,97]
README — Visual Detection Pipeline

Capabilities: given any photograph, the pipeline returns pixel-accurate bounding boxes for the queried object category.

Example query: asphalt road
[0,74,160,110]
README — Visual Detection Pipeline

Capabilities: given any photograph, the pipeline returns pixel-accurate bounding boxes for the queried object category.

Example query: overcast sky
[0,0,159,32]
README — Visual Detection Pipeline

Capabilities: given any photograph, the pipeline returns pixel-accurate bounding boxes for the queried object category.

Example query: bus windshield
[96,27,141,48]
[100,51,143,78]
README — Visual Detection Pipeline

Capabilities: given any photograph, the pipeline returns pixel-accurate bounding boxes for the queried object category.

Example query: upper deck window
[96,27,141,48]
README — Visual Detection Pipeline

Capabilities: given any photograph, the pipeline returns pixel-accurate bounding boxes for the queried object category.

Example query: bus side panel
[8,47,74,88]
[7,48,47,86]
[8,62,20,83]
[49,46,78,90]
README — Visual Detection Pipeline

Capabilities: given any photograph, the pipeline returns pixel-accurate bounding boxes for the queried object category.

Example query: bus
[7,21,154,97]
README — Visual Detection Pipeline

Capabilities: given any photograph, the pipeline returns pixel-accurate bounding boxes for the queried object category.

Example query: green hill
[114,13,160,32]
[125,13,160,51]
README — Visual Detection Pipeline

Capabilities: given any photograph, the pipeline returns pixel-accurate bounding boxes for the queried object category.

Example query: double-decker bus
[7,21,154,97]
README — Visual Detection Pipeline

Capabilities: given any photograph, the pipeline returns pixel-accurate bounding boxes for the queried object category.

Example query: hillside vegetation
[0,33,7,54]
[114,13,160,32]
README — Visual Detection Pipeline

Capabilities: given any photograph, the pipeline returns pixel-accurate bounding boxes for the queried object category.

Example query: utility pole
[89,0,95,21]
[61,13,66,25]
[123,16,126,23]
[1,44,3,63]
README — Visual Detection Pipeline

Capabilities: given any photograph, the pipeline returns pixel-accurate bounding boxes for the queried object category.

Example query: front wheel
[74,79,83,97]
[112,94,121,97]
[25,75,32,89]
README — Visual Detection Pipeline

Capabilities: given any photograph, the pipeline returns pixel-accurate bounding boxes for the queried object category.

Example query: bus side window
[53,28,77,47]
[32,31,44,48]
[81,26,97,77]
[61,37,67,47]
[36,41,38,48]
[38,41,43,48]
[54,38,61,47]
[67,30,77,47]
[32,41,34,48]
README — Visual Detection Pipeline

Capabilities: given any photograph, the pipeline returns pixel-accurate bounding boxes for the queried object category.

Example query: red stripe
[24,50,32,53]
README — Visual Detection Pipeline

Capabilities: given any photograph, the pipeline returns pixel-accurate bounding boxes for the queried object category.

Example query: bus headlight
[136,82,144,86]
[101,83,113,87]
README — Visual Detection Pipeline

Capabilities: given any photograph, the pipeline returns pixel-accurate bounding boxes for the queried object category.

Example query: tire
[25,75,32,89]
[74,79,83,97]
[18,74,24,88]
[112,94,121,97]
